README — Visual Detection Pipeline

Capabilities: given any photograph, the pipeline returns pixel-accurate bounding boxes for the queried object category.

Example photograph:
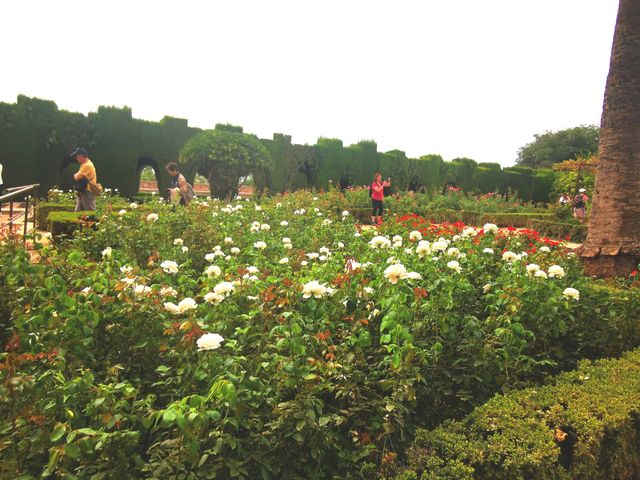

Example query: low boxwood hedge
[35,201,76,227]
[46,211,98,239]
[383,348,640,480]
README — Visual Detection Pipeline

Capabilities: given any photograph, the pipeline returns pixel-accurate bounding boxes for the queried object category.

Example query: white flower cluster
[164,297,197,314]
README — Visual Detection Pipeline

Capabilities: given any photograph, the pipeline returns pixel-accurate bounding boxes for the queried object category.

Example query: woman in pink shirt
[370,173,391,225]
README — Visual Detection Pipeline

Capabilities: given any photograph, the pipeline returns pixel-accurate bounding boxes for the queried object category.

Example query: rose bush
[1,190,640,479]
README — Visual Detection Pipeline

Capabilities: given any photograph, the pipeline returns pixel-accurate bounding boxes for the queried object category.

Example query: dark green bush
[46,211,97,238]
[36,201,76,227]
[386,348,640,480]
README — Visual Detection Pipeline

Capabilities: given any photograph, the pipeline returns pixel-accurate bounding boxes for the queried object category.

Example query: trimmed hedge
[35,201,76,227]
[385,348,640,480]
[46,211,97,238]
[0,95,558,201]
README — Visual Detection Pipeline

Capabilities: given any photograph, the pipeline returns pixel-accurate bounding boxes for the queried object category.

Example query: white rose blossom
[302,280,329,299]
[409,231,422,241]
[146,213,158,222]
[160,260,179,274]
[502,251,521,263]
[526,264,540,275]
[164,297,197,314]
[548,265,565,278]
[447,260,462,273]
[101,247,113,258]
[205,265,222,278]
[197,333,224,351]
[562,287,580,301]
[483,223,499,234]
[384,263,408,284]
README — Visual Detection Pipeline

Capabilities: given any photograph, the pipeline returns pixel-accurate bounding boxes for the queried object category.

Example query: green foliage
[180,129,272,199]
[475,162,505,193]
[2,191,640,479]
[516,125,599,168]
[552,169,596,200]
[46,211,97,238]
[386,348,640,480]
[36,201,76,227]
[0,95,558,203]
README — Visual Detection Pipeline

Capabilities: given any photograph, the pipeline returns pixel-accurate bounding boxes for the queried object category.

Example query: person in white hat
[572,188,589,222]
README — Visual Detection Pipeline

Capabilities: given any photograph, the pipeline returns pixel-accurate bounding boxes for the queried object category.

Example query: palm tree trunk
[580,0,640,278]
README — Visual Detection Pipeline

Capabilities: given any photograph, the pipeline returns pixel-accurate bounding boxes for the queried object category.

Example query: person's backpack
[573,194,585,209]
[368,184,373,198]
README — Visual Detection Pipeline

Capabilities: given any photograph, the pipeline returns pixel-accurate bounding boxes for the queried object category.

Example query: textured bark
[580,0,640,278]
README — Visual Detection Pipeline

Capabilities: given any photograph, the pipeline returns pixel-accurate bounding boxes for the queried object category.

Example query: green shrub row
[36,201,76,227]
[46,211,97,238]
[383,348,640,480]
[0,95,557,202]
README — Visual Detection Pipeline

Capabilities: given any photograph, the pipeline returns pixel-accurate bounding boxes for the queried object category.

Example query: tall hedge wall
[0,95,557,202]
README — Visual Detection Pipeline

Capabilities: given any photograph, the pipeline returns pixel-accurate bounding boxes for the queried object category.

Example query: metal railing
[0,184,40,246]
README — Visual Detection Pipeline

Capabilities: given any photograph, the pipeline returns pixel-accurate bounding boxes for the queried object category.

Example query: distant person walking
[559,192,571,206]
[0,163,4,195]
[573,188,589,222]
[370,172,390,225]
[71,147,97,212]
[166,163,195,206]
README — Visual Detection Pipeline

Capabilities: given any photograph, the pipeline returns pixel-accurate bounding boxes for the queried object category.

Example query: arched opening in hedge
[137,157,161,194]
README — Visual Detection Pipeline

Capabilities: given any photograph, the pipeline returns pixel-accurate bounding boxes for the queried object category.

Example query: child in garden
[370,173,390,225]
[166,162,195,206]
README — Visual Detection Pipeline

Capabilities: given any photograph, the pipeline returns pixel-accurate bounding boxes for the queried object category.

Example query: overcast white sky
[0,0,618,166]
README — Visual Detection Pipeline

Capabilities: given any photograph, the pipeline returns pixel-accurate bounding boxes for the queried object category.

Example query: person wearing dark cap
[70,147,97,212]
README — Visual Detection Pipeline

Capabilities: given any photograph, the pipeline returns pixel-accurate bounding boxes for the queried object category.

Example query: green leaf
[162,409,177,424]
[50,424,66,442]
[94,397,105,407]
[64,443,81,459]
[296,420,305,431]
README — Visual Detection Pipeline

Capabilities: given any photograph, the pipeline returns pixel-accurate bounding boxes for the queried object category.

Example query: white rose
[173,238,184,246]
[254,241,267,250]
[205,265,222,278]
[146,213,158,222]
[447,260,462,273]
[409,231,422,241]
[526,264,540,275]
[302,280,329,299]
[160,260,179,274]
[534,270,548,279]
[562,287,580,301]
[204,292,225,304]
[279,257,289,264]
[416,240,431,258]
[129,202,139,209]
[384,264,408,284]
[548,265,565,278]
[101,247,112,258]
[213,281,235,297]
[196,333,224,351]
[483,223,498,234]
[502,251,521,263]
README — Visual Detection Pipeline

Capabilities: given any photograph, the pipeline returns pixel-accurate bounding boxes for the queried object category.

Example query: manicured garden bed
[1,189,636,479]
